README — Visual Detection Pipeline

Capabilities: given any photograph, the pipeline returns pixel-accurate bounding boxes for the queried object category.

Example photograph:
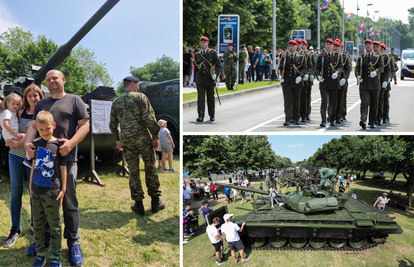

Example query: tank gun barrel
[33,0,120,85]
[215,182,270,196]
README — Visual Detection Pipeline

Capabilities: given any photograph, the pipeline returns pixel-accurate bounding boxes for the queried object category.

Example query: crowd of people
[374,191,411,212]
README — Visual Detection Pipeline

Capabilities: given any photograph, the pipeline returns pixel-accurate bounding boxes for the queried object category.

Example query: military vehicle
[139,79,180,150]
[215,178,403,251]
[281,166,320,187]
[0,0,120,173]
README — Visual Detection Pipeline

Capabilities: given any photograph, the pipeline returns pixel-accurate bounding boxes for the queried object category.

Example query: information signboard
[218,15,240,56]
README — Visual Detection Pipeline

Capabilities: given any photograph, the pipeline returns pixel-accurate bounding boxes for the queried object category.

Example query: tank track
[251,241,378,251]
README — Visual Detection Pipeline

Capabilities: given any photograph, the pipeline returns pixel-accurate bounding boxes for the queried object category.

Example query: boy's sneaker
[241,258,251,264]
[50,258,62,267]
[168,168,178,173]
[23,158,33,168]
[4,226,20,248]
[26,242,37,257]
[184,233,191,238]
[217,259,227,265]
[183,239,189,244]
[157,165,162,170]
[32,255,46,267]
[70,244,84,266]
[163,168,168,171]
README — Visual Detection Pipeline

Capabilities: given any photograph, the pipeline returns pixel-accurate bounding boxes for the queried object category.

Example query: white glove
[303,74,309,81]
[318,75,324,82]
[279,78,284,83]
[388,77,391,83]
[332,73,338,79]
[370,71,377,78]
[295,76,302,84]
[382,81,388,88]
[310,75,314,80]
[211,73,217,80]
[339,78,346,86]
[357,76,363,83]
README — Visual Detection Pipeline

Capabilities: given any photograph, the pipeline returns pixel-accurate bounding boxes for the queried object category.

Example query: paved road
[183,70,413,133]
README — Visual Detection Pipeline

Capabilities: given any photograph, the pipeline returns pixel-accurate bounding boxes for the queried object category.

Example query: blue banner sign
[218,14,240,56]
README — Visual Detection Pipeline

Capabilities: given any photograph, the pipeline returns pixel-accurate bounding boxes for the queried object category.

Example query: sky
[267,135,341,163]
[0,0,179,87]
[343,0,412,24]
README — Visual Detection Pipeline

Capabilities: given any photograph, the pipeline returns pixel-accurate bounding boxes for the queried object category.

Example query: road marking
[245,82,359,132]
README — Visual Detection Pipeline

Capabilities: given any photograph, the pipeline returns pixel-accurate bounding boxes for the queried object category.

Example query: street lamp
[373,11,379,41]
[366,3,373,40]
[356,0,360,55]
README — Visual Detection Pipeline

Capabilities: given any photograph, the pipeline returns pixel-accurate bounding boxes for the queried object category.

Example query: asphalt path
[183,70,414,133]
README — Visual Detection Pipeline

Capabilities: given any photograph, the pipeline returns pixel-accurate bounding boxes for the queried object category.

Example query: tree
[130,55,179,82]
[0,27,33,54]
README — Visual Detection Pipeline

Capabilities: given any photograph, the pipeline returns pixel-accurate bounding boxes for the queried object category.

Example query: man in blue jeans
[247,45,255,82]
[253,47,262,81]
[24,70,89,266]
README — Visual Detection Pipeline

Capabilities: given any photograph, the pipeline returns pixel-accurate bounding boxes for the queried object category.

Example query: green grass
[183,81,279,102]
[183,175,414,267]
[0,156,180,267]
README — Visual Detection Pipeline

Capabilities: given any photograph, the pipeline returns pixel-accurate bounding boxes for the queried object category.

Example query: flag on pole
[290,0,295,3]
[374,29,381,36]
[347,13,353,21]
[358,22,366,35]
[319,0,332,11]
[369,26,375,37]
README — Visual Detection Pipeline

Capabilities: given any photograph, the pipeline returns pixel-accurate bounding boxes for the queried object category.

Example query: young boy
[29,111,67,267]
[157,119,177,172]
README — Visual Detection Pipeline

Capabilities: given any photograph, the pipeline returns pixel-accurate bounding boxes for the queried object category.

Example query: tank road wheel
[348,237,366,249]
[247,237,265,248]
[309,237,326,249]
[329,238,347,249]
[289,237,307,248]
[269,236,287,248]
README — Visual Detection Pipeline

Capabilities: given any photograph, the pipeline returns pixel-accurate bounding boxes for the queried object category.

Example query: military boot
[151,198,165,213]
[131,201,145,216]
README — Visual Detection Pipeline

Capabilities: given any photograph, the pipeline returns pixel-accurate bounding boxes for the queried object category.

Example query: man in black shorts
[220,214,250,264]
[206,217,226,265]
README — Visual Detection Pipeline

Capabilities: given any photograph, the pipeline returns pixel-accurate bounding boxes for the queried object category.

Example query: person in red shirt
[211,182,218,200]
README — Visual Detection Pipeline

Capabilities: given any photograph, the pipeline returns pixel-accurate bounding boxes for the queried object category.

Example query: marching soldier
[298,39,313,122]
[303,40,317,121]
[223,43,238,90]
[380,43,395,124]
[315,38,344,127]
[355,39,384,129]
[389,48,399,85]
[374,41,391,126]
[239,45,248,84]
[334,40,352,123]
[278,40,307,126]
[194,36,222,122]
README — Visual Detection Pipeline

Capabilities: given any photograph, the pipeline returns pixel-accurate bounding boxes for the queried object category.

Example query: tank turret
[215,177,403,250]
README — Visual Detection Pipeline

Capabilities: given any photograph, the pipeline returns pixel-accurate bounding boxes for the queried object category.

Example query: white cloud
[285,144,304,148]
[0,3,20,35]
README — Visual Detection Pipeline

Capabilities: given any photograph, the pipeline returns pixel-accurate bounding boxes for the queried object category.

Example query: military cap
[123,76,140,82]
[364,39,373,44]
[228,43,233,46]
[289,40,298,45]
[325,38,334,44]
[380,43,387,50]
[295,38,302,44]
[200,36,209,42]
[302,40,308,46]
[334,41,341,47]
[373,41,381,46]
[334,39,341,44]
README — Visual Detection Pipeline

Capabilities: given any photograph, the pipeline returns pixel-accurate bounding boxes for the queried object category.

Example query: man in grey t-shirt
[373,193,389,211]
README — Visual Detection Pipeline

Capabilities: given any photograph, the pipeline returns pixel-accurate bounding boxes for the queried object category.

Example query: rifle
[321,48,325,78]
[281,50,288,79]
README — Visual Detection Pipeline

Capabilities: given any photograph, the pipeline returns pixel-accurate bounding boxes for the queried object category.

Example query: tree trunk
[392,172,400,182]
[406,174,414,199]
[362,170,367,179]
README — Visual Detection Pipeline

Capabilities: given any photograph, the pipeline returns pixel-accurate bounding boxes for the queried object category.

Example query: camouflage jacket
[109,91,160,147]
[223,50,238,68]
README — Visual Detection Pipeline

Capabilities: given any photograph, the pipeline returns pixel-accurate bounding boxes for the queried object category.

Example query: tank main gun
[20,0,119,88]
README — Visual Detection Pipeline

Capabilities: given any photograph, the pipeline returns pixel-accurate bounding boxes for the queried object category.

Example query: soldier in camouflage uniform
[239,45,248,84]
[389,48,399,85]
[109,76,164,216]
[265,173,279,191]
[399,195,410,211]
[223,43,238,90]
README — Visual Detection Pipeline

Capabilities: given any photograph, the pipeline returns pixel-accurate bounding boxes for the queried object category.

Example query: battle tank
[0,0,120,172]
[216,178,403,251]
[279,165,320,188]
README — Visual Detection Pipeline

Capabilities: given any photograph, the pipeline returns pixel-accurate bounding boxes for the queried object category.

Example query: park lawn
[183,81,279,102]
[183,174,414,267]
[0,156,180,267]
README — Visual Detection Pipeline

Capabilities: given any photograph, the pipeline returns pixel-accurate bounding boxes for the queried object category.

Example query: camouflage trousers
[239,62,245,82]
[124,144,161,201]
[32,192,61,259]
[224,66,237,88]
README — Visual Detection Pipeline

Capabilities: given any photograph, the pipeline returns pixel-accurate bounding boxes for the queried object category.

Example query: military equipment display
[216,177,403,251]
[0,0,120,172]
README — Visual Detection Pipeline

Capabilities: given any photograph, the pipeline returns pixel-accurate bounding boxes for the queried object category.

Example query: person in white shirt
[220,214,250,264]
[206,217,226,265]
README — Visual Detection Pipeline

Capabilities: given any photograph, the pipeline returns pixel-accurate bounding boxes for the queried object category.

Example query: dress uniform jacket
[378,53,392,123]
[315,51,344,90]
[354,52,384,90]
[299,50,314,120]
[340,52,352,87]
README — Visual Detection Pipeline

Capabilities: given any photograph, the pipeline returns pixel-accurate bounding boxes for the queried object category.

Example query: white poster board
[91,100,112,134]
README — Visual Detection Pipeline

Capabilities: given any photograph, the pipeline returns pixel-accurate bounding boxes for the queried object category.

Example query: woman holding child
[3,85,44,248]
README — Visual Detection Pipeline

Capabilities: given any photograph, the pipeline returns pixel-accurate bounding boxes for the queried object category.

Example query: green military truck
[139,79,180,151]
